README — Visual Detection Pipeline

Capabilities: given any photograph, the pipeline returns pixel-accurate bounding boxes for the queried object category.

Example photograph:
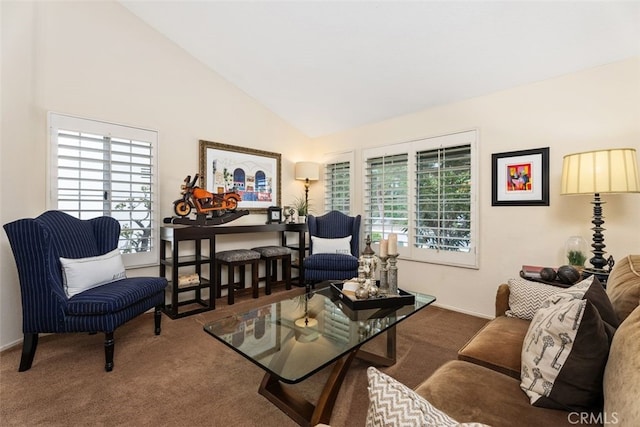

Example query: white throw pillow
[520,276,614,411]
[60,249,126,297]
[311,235,352,255]
[366,367,489,427]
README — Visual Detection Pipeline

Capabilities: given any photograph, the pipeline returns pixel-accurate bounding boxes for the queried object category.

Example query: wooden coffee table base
[258,349,358,427]
[258,326,397,426]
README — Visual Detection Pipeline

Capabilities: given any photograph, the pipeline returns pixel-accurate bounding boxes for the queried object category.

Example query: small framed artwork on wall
[492,147,550,206]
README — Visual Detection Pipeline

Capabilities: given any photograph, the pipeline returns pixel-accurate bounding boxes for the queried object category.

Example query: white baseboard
[431,302,493,320]
[1,337,23,353]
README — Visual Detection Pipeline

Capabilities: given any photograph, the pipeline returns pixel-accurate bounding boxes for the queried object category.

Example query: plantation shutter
[364,153,409,245]
[415,145,472,252]
[324,161,351,214]
[49,113,159,267]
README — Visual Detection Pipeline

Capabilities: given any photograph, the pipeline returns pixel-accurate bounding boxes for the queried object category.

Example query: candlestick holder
[378,256,389,295]
[387,254,398,295]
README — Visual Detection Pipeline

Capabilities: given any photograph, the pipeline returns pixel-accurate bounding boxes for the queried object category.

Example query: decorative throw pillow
[311,235,352,255]
[506,277,563,320]
[60,249,126,298]
[520,277,614,411]
[366,367,487,427]
[557,275,619,329]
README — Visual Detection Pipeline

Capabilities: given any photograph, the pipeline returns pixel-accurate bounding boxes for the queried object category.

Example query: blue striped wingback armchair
[3,210,167,372]
[303,211,361,286]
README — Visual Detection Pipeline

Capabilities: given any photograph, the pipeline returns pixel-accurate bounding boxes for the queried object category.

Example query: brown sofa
[413,255,640,427]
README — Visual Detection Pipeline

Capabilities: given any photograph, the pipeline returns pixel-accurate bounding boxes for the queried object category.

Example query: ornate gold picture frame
[199,140,281,213]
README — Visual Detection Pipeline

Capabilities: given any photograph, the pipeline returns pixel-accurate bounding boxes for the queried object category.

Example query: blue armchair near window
[303,211,361,286]
[3,210,167,372]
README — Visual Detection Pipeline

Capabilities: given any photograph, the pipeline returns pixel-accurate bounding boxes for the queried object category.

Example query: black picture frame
[492,147,549,206]
[266,206,282,224]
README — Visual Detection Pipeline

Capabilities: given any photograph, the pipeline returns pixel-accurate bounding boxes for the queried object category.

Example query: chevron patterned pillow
[506,277,563,320]
[366,367,488,427]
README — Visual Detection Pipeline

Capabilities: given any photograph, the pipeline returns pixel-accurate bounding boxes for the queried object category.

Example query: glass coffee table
[203,283,436,426]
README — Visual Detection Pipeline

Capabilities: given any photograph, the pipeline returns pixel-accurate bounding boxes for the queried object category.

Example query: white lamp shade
[295,162,320,181]
[561,148,640,195]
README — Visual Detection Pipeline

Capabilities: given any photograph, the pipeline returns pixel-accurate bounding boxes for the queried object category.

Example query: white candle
[379,239,388,257]
[388,233,398,255]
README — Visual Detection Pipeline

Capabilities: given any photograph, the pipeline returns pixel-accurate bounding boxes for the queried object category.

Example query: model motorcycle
[173,174,241,217]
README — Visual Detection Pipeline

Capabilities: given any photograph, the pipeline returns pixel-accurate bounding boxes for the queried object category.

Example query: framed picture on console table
[199,140,281,213]
[492,147,549,206]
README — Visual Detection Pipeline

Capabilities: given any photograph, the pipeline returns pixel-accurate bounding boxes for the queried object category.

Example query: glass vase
[564,236,589,269]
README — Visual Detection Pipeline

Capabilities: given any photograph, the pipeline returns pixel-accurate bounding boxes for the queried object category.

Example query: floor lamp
[561,148,639,283]
[295,162,319,214]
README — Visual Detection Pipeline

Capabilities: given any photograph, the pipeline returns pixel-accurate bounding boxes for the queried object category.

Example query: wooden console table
[160,222,308,318]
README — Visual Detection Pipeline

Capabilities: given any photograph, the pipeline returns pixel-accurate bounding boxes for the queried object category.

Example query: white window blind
[324,161,351,214]
[323,150,355,215]
[415,145,472,252]
[48,113,159,267]
[364,153,409,244]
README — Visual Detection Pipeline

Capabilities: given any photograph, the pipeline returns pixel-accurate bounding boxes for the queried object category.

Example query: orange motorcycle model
[173,174,241,217]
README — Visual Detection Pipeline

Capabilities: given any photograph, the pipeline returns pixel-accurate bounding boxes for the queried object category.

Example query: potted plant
[291,195,309,223]
[567,249,587,270]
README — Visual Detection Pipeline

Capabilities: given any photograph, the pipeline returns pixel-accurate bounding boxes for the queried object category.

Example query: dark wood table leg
[356,325,397,366]
[258,348,359,427]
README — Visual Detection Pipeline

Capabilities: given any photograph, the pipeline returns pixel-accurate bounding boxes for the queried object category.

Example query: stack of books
[520,265,548,280]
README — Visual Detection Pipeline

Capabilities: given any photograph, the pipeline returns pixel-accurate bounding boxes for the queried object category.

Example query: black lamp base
[588,193,608,270]
[304,178,310,214]
[585,193,615,286]
[581,268,609,286]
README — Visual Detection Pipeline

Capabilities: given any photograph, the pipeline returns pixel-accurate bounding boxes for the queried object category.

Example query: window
[363,130,478,268]
[323,151,354,214]
[48,113,159,267]
[415,145,472,252]
[364,153,408,243]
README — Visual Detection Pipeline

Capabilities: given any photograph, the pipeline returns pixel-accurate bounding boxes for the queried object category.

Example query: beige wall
[313,57,640,318]
[1,1,639,350]
[0,1,310,349]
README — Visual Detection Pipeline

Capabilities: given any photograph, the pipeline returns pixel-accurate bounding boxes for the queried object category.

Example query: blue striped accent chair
[3,210,167,372]
[303,211,361,286]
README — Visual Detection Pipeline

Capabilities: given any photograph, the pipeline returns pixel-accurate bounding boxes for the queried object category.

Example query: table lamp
[295,161,319,213]
[560,148,639,283]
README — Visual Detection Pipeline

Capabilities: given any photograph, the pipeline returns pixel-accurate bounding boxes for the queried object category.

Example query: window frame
[47,112,160,268]
[363,130,478,269]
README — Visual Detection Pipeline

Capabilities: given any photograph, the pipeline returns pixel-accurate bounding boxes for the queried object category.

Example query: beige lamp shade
[561,148,640,195]
[295,162,320,182]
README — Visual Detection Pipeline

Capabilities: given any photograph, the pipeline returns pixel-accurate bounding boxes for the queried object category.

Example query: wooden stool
[251,246,292,295]
[215,249,261,305]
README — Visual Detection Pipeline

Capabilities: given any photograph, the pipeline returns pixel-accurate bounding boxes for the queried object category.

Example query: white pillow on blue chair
[60,248,126,297]
[311,235,352,255]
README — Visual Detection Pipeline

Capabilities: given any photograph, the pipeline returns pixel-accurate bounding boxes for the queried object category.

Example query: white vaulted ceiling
[120,1,640,137]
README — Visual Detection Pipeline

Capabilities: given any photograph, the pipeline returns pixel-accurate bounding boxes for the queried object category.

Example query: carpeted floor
[0,287,487,426]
